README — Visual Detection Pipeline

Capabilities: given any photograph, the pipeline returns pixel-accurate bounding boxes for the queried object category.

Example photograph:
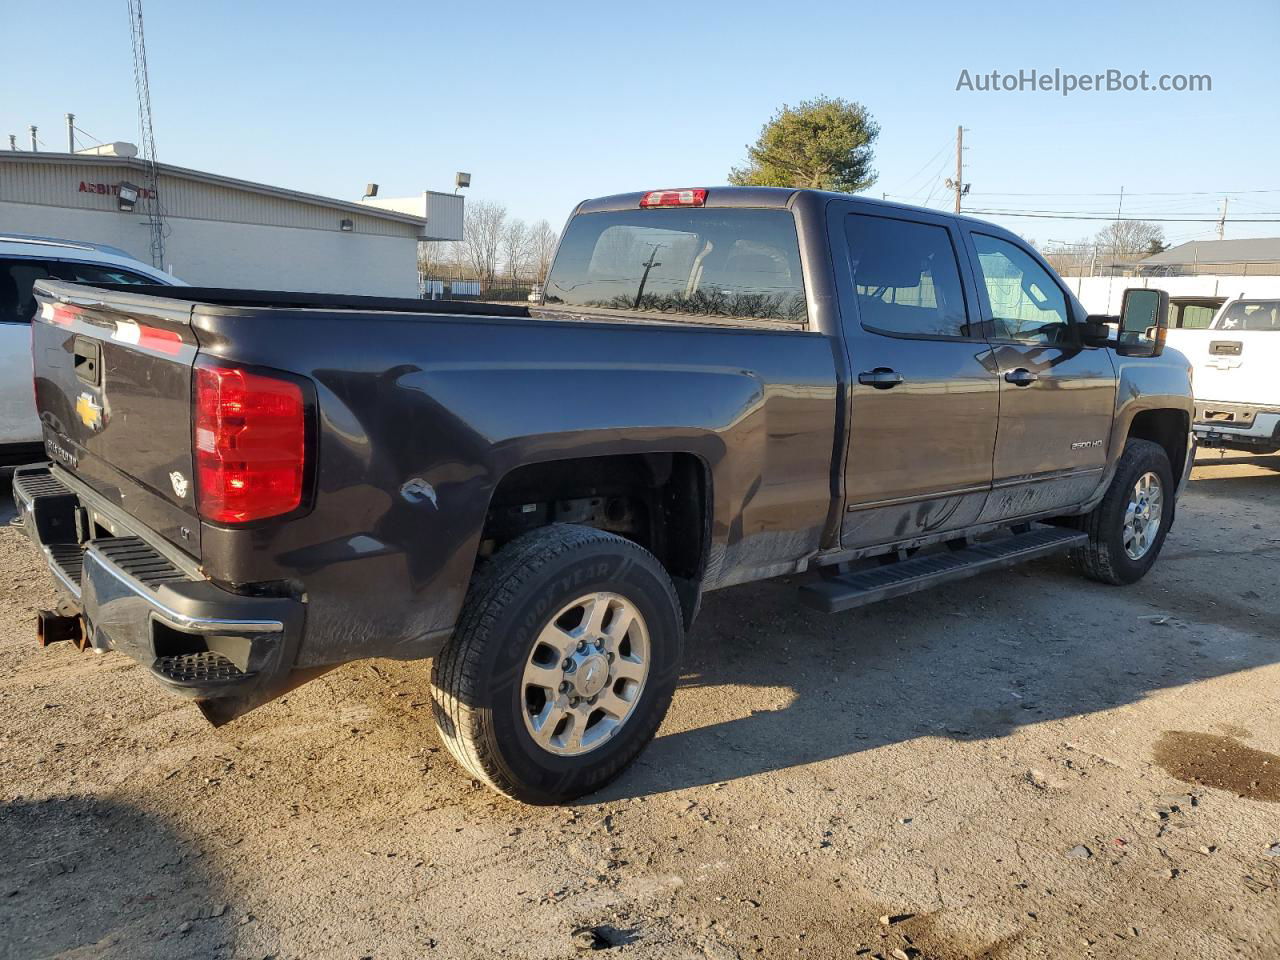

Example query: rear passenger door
[831,203,1000,549]
[962,231,1117,519]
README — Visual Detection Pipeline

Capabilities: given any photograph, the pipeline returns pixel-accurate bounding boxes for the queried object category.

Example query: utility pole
[66,113,75,152]
[633,244,664,308]
[1217,197,1229,241]
[29,125,37,151]
[944,126,970,213]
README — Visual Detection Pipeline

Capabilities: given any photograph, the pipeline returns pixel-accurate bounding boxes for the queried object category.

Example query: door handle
[73,336,101,386]
[858,368,905,389]
[1004,368,1038,386]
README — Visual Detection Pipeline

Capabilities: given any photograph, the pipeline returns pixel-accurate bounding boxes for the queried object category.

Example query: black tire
[1071,438,1174,585]
[430,524,684,804]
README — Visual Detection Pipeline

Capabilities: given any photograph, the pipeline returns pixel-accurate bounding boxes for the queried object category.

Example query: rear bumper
[1194,402,1280,449]
[12,464,306,715]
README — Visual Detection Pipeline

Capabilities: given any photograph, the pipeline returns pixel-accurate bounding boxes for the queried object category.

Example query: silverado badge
[75,392,103,431]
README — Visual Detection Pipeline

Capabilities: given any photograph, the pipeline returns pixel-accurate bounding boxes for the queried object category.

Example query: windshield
[541,208,808,328]
[1214,299,1280,331]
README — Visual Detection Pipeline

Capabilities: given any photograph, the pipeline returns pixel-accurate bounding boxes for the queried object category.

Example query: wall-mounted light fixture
[454,171,471,195]
[339,218,354,232]
[117,181,140,212]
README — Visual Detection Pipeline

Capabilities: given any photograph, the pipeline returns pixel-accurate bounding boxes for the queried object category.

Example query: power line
[966,210,1280,222]
[970,188,1280,197]
[965,207,1280,217]
[885,135,955,197]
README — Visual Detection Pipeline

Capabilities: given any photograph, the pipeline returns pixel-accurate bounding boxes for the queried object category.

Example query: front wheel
[1071,438,1174,585]
[430,524,684,804]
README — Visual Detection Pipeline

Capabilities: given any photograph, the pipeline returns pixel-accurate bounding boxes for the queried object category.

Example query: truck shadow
[0,472,15,525]
[600,468,1280,800]
[0,796,234,959]
[1192,451,1280,473]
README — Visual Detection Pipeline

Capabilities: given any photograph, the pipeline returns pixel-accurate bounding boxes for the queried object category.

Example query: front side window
[542,208,807,328]
[844,213,972,338]
[0,259,54,324]
[972,234,1070,344]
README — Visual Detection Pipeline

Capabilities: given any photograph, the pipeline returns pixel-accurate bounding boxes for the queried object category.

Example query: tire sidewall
[1103,444,1174,583]
[473,540,682,801]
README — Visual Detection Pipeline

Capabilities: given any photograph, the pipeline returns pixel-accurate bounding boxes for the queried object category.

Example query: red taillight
[639,188,707,208]
[43,304,79,326]
[194,364,306,524]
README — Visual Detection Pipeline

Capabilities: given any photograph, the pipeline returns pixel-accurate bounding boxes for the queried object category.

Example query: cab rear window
[542,209,808,328]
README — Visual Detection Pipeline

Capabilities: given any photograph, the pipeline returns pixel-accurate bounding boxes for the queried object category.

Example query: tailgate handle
[73,336,102,386]
[1210,340,1242,356]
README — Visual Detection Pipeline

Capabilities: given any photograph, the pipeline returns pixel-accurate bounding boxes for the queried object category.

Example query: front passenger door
[965,232,1117,520]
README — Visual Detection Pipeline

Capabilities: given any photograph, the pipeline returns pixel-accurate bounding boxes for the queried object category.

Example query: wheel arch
[1127,407,1191,484]
[478,451,713,628]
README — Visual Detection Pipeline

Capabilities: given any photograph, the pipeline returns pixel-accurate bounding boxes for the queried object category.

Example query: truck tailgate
[31,281,202,557]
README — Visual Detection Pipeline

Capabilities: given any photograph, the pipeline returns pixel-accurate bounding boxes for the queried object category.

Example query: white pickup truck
[1167,298,1280,454]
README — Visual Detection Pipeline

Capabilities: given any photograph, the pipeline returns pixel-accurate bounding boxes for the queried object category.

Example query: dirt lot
[1,454,1277,960]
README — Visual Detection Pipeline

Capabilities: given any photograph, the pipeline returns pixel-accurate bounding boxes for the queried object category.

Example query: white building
[0,147,463,296]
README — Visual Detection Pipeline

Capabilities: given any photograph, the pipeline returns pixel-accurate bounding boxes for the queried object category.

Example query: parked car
[15,187,1194,803]
[1167,297,1280,453]
[0,235,181,467]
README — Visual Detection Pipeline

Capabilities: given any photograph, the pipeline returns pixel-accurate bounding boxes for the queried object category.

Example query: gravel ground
[1,454,1277,960]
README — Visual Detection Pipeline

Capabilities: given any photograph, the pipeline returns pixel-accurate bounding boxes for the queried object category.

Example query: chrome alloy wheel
[1123,471,1164,560]
[520,592,651,757]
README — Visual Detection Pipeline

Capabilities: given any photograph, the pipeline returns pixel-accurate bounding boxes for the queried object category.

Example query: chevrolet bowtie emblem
[75,392,103,431]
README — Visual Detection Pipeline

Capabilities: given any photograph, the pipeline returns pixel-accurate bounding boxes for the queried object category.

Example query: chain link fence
[420,276,537,302]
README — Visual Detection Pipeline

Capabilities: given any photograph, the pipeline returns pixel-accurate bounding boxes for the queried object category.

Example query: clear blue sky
[5,0,1278,247]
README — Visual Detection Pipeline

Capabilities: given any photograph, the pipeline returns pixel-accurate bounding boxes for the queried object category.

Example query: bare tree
[501,218,531,281]
[529,219,558,282]
[417,240,460,279]
[1094,220,1166,258]
[463,200,507,285]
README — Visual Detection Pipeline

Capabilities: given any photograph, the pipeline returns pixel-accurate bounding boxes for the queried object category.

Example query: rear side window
[1173,304,1217,329]
[0,259,54,324]
[1216,300,1280,331]
[51,262,156,285]
[844,214,973,338]
[542,209,808,328]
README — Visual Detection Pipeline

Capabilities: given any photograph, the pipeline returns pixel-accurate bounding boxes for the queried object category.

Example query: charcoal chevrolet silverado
[16,187,1194,803]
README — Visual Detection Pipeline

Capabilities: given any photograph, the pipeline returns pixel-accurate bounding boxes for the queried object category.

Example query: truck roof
[575,186,1001,230]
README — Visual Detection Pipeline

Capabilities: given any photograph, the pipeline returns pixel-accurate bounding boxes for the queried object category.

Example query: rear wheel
[1071,438,1174,585]
[430,524,683,804]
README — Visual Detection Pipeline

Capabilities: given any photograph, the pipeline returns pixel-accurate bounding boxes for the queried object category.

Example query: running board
[800,527,1088,614]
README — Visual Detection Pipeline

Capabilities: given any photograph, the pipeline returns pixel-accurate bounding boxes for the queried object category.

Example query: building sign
[78,181,157,200]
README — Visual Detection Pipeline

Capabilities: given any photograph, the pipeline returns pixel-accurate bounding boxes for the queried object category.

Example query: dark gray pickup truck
[16,187,1194,803]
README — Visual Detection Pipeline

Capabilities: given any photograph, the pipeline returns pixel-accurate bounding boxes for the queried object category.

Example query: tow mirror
[1117,288,1168,357]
